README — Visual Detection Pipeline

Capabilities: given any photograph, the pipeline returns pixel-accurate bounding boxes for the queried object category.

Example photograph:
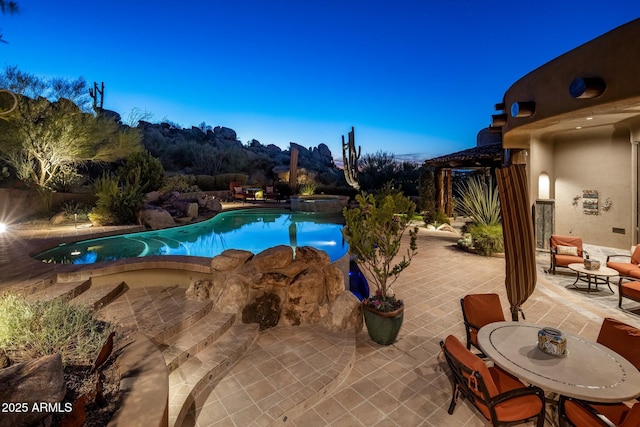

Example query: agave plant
[455,175,501,226]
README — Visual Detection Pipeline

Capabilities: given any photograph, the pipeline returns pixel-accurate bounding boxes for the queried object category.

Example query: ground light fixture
[0,223,6,233]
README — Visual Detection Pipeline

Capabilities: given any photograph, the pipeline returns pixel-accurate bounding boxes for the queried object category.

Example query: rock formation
[185,246,363,333]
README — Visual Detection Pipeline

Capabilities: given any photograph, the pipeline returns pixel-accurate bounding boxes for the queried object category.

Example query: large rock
[211,250,253,271]
[252,246,293,270]
[205,198,223,212]
[215,275,251,315]
[185,279,212,302]
[0,353,66,427]
[324,265,346,303]
[323,291,363,333]
[172,200,198,218]
[295,246,331,266]
[139,206,175,230]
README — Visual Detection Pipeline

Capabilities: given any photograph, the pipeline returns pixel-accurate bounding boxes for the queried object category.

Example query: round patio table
[567,263,617,293]
[478,321,640,402]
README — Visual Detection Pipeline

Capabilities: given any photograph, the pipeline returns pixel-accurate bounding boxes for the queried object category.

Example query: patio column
[631,129,640,245]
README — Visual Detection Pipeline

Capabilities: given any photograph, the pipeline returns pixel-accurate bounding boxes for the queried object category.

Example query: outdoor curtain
[497,164,537,321]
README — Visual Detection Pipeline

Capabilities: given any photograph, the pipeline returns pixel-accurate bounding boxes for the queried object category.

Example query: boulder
[252,246,293,271]
[0,353,66,427]
[139,206,175,230]
[215,275,251,315]
[324,265,346,303]
[241,293,281,330]
[323,291,364,333]
[295,246,330,266]
[144,191,163,204]
[211,250,253,271]
[185,279,212,302]
[205,198,223,212]
[0,348,9,369]
[49,211,67,225]
[172,200,198,218]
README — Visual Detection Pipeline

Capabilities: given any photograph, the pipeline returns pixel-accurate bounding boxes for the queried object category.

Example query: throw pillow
[234,187,243,194]
[556,245,578,256]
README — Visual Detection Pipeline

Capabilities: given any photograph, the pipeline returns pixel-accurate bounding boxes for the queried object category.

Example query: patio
[1,216,639,426]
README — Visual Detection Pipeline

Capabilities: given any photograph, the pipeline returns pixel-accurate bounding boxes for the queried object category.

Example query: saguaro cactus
[89,81,105,112]
[342,126,361,190]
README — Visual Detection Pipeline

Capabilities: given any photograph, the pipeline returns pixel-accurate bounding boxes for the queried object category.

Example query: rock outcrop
[185,246,362,333]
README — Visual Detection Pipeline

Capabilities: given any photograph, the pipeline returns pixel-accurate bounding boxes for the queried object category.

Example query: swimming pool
[34,209,349,264]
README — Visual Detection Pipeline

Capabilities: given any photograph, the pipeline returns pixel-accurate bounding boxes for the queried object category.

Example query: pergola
[423,142,504,217]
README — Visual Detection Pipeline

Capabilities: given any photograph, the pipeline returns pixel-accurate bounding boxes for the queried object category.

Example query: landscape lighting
[0,223,6,233]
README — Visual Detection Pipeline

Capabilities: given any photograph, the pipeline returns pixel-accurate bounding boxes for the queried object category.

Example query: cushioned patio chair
[440,335,545,427]
[460,293,506,355]
[264,186,280,201]
[549,235,589,274]
[607,244,640,283]
[229,181,247,203]
[558,318,640,426]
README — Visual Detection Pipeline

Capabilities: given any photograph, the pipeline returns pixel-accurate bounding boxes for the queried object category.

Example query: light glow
[0,223,6,233]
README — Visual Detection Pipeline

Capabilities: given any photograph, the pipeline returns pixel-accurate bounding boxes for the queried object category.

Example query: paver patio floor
[2,215,639,426]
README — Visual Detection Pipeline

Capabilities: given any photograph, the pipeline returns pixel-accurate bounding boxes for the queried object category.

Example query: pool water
[35,209,349,264]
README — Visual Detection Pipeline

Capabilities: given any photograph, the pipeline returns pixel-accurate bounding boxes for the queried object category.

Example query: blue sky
[1,1,638,163]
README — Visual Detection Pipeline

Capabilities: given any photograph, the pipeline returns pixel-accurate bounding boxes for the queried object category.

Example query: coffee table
[567,262,617,293]
[478,321,640,403]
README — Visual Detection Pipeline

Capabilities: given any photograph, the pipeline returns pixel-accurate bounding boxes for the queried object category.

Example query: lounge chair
[549,235,589,274]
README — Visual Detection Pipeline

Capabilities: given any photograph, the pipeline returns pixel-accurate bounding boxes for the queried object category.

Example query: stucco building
[490,18,640,250]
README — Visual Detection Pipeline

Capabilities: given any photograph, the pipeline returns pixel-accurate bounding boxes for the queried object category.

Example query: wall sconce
[602,197,613,211]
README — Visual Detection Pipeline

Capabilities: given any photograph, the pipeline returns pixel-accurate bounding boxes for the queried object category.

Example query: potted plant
[342,191,418,345]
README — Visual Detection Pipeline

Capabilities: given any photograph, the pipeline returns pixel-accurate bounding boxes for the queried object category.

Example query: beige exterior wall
[494,18,640,249]
[553,131,630,249]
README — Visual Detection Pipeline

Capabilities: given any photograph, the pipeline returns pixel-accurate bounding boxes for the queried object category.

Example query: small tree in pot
[342,191,418,345]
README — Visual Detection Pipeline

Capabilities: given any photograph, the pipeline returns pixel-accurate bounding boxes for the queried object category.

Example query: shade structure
[496,164,536,321]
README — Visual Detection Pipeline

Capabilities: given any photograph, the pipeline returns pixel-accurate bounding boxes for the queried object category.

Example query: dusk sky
[2,2,639,163]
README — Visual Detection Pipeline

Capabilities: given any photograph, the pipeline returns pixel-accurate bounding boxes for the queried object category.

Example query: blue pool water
[34,209,349,264]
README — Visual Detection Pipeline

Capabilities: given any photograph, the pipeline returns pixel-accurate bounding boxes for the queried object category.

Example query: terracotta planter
[362,302,404,345]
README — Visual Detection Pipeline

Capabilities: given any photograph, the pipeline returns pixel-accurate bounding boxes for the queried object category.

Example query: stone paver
[2,212,640,426]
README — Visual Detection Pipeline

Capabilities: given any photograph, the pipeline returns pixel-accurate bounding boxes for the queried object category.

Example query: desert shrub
[89,172,144,225]
[455,176,501,226]
[194,175,216,191]
[48,164,86,192]
[60,200,91,220]
[119,150,164,194]
[467,223,504,256]
[0,293,112,365]
[161,174,200,193]
[298,181,317,195]
[212,173,248,190]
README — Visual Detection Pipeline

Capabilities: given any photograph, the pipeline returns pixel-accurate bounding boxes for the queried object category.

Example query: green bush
[89,173,144,225]
[60,201,91,220]
[213,173,248,190]
[119,150,164,194]
[0,293,112,365]
[298,181,317,196]
[195,175,216,191]
[161,175,200,193]
[467,224,504,256]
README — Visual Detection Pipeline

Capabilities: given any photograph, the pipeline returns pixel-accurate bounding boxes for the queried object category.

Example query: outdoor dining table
[477,321,640,403]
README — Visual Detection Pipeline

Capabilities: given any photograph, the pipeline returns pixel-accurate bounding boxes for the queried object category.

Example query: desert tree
[0,66,141,192]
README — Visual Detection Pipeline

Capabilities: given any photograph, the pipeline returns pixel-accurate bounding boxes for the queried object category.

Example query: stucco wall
[552,131,630,249]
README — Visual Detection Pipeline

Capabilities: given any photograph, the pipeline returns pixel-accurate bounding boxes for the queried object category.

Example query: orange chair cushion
[631,245,640,265]
[551,235,584,256]
[621,282,640,305]
[463,294,506,346]
[444,336,542,422]
[565,400,629,426]
[597,317,640,369]
[489,367,544,422]
[628,269,640,280]
[554,254,585,267]
[608,261,639,276]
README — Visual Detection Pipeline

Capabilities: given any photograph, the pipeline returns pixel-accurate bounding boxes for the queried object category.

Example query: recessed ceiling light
[586,117,593,120]
[576,126,582,129]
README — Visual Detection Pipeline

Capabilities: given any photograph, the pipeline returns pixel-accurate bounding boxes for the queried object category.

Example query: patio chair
[607,244,640,283]
[440,335,545,427]
[264,186,280,201]
[549,235,589,274]
[229,181,247,203]
[558,318,640,426]
[460,293,506,355]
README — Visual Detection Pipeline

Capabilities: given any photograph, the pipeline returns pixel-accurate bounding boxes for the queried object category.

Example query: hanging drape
[496,164,537,321]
